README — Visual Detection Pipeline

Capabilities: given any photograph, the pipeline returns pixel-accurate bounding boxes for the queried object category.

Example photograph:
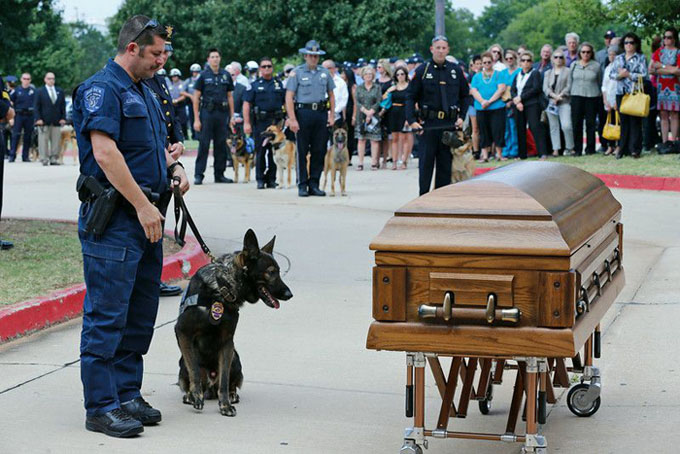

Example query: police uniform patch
[84,86,104,112]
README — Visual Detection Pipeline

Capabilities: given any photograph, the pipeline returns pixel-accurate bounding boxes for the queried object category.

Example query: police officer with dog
[243,57,286,189]
[72,15,189,438]
[192,48,235,185]
[286,40,335,197]
[407,35,469,196]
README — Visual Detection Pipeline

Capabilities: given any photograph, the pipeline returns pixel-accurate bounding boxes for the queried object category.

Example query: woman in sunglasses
[543,50,575,156]
[649,27,680,153]
[609,32,648,158]
[488,44,506,72]
[500,50,520,159]
[470,52,507,162]
[570,42,601,155]
[511,51,548,159]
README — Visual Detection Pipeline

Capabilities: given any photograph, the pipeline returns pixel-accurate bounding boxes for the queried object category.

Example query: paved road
[1,157,679,453]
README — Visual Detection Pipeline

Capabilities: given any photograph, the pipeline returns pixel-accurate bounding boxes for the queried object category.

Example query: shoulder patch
[84,86,105,113]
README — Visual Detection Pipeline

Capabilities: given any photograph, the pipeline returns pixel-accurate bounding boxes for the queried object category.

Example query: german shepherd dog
[227,126,253,183]
[322,126,350,196]
[450,129,476,183]
[261,122,296,189]
[59,124,78,165]
[174,229,293,416]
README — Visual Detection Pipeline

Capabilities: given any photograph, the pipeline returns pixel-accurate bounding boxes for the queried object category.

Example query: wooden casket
[367,161,625,358]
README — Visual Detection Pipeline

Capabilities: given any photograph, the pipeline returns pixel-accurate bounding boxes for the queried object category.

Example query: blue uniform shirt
[194,68,233,104]
[72,58,168,194]
[10,85,36,112]
[243,77,286,112]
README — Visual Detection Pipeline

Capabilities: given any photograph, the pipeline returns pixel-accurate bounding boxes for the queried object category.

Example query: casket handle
[419,292,520,325]
[418,291,453,320]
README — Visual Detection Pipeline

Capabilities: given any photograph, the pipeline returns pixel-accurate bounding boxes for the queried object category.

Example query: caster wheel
[478,382,493,415]
[399,442,423,454]
[567,383,600,417]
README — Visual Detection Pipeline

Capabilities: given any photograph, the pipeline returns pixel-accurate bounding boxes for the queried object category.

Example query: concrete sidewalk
[1,157,679,453]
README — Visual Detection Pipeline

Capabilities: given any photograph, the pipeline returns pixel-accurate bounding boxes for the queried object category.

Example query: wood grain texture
[372,267,406,321]
[429,272,514,308]
[365,322,578,357]
[375,251,571,271]
[537,271,575,328]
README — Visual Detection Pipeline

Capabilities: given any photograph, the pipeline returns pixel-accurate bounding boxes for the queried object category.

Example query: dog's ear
[242,229,260,259]
[276,119,285,130]
[261,236,276,254]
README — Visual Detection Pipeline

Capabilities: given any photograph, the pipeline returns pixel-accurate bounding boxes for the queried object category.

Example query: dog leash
[172,177,217,262]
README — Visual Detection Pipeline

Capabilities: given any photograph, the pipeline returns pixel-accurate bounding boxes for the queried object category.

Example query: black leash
[172,177,216,262]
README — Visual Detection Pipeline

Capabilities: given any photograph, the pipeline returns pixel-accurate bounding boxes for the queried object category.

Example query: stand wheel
[567,383,600,417]
[478,382,493,415]
[399,442,423,454]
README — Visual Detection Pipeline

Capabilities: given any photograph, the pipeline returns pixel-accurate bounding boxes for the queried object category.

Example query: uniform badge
[321,73,327,79]
[29,89,34,95]
[451,69,457,79]
[425,73,434,79]
[210,301,224,322]
[84,86,104,112]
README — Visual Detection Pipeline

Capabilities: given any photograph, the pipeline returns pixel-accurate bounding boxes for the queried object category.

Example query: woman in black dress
[384,65,411,169]
[341,67,356,159]
[377,59,394,168]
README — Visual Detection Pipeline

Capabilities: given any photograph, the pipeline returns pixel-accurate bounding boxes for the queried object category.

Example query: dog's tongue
[262,137,270,147]
[259,286,280,309]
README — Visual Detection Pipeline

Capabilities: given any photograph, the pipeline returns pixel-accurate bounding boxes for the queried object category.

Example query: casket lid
[370,162,621,257]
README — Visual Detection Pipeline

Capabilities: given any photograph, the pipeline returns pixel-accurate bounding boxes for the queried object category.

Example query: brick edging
[0,230,210,342]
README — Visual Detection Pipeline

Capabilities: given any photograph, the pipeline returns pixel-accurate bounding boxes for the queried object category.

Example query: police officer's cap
[5,75,17,83]
[170,68,182,77]
[299,40,326,55]
[246,60,259,72]
[157,68,167,76]
[389,57,398,64]
[369,58,377,66]
[356,58,366,67]
[190,63,201,72]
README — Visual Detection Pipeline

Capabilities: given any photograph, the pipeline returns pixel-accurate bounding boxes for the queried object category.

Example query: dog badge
[210,302,224,324]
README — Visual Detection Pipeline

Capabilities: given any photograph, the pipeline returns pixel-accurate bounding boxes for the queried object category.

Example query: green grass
[476,151,680,177]
[0,219,183,306]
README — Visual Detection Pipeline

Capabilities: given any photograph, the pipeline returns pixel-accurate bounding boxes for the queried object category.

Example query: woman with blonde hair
[489,43,506,71]
[352,65,382,170]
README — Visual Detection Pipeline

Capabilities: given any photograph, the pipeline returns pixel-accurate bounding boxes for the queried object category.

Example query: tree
[476,0,535,43]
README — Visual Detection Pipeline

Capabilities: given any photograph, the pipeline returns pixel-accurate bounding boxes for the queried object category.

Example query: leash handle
[172,178,215,262]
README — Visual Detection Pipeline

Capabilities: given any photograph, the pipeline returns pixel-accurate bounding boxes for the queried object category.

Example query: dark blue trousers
[78,206,162,416]
[253,120,276,185]
[9,113,34,160]
[195,109,228,179]
[419,124,453,195]
[295,109,328,189]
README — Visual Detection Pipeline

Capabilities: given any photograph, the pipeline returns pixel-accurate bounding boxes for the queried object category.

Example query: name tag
[425,73,433,79]
[258,86,265,90]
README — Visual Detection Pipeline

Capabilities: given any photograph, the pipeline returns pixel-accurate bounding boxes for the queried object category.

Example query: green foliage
[477,0,536,42]
[109,0,430,72]
[499,0,614,53]
[608,0,680,38]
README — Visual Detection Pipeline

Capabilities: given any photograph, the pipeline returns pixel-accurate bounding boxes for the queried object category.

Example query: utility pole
[435,0,446,36]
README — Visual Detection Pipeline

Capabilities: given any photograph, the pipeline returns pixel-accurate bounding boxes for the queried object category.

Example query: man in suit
[34,72,66,165]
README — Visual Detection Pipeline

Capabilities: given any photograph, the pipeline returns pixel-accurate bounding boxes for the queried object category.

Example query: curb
[0,230,210,343]
[473,167,680,192]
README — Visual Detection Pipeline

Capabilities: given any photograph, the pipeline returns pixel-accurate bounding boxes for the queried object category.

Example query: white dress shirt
[331,73,348,121]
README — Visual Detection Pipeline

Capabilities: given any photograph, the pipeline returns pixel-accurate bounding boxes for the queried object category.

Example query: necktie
[49,87,56,103]
[438,65,449,112]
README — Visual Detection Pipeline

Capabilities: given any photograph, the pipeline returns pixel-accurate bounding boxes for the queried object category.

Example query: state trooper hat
[170,68,182,77]
[190,63,201,72]
[156,68,167,76]
[299,40,326,55]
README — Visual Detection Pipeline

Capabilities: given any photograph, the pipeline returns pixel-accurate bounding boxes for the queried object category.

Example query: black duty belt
[295,102,328,111]
[16,109,34,115]
[172,177,216,262]
[422,110,453,120]
[256,110,285,121]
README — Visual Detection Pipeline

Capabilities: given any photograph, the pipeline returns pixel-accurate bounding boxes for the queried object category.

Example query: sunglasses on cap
[131,19,159,43]
[431,35,448,43]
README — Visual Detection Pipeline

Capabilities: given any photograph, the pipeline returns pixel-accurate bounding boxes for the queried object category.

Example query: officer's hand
[455,118,463,128]
[172,168,190,195]
[35,119,44,126]
[194,119,202,132]
[410,122,423,131]
[244,122,252,135]
[229,117,236,128]
[169,142,185,160]
[59,119,66,126]
[327,112,334,127]
[289,118,300,133]
[137,202,165,243]
[8,118,14,127]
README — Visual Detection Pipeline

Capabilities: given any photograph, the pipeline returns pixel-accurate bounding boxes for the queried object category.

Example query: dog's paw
[182,393,193,405]
[219,403,237,417]
[229,392,240,404]
[189,390,204,410]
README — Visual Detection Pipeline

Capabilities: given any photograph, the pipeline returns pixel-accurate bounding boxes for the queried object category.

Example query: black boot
[121,397,162,425]
[85,408,143,437]
[159,282,182,297]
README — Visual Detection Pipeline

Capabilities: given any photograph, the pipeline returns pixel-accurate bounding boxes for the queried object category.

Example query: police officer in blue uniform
[8,73,36,162]
[72,16,189,438]
[192,48,235,185]
[1,75,15,250]
[407,36,469,195]
[286,40,335,197]
[243,57,286,189]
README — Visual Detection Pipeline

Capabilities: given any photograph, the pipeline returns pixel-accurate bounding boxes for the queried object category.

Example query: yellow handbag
[619,76,650,117]
[602,110,621,141]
